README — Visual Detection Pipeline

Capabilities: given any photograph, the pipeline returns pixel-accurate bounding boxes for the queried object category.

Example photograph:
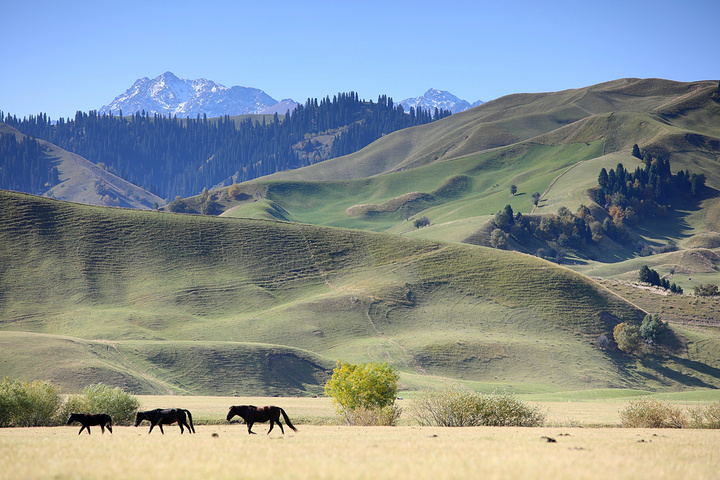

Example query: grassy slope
[219,79,720,291]
[6,190,720,396]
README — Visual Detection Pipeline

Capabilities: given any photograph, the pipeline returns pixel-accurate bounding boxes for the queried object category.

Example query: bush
[0,378,63,427]
[343,405,402,426]
[620,398,686,428]
[690,403,720,429]
[325,361,400,425]
[414,216,430,229]
[694,283,719,297]
[409,386,544,427]
[62,384,140,425]
[614,322,641,353]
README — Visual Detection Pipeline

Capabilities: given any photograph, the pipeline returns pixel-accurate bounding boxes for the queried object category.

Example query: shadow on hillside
[637,356,717,388]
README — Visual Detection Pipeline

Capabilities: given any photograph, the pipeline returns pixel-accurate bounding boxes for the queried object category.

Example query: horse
[134,408,195,434]
[67,413,113,435]
[227,405,297,435]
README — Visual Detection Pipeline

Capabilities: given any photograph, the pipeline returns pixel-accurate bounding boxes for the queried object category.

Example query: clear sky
[2,0,718,120]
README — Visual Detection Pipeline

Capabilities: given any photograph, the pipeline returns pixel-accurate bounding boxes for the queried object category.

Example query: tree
[414,216,430,228]
[490,229,509,249]
[640,314,669,344]
[531,192,541,206]
[510,184,517,196]
[324,361,399,415]
[228,182,242,199]
[631,144,641,159]
[694,283,720,297]
[614,322,641,353]
[494,204,514,229]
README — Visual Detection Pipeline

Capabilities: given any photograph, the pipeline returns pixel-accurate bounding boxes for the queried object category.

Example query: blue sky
[2,0,718,120]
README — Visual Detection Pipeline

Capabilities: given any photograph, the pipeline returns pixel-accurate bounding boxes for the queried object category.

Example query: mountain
[398,88,483,114]
[98,71,292,117]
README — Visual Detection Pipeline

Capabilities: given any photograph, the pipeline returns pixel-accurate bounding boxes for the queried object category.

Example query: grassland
[3,188,720,397]
[2,78,720,400]
[2,423,719,480]
[216,79,720,287]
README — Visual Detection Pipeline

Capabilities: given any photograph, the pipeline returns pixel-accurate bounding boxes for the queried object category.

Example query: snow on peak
[398,89,483,114]
[99,72,287,117]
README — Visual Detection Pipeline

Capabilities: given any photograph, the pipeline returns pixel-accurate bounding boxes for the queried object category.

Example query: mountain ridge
[398,88,483,113]
[99,71,297,117]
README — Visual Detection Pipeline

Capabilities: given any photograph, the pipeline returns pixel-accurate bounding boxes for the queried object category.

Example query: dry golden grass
[1,424,719,480]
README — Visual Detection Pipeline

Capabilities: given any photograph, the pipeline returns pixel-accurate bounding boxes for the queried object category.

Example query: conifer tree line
[595,146,706,219]
[1,94,450,201]
[0,132,58,194]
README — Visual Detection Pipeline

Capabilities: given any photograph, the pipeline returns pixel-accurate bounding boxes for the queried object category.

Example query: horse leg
[158,423,165,434]
[148,423,156,434]
[267,420,274,434]
[100,424,105,434]
[78,425,86,435]
[247,422,256,434]
[179,422,184,434]
[278,420,285,434]
[107,423,113,434]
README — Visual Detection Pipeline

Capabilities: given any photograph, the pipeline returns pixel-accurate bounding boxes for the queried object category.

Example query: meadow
[2,395,720,480]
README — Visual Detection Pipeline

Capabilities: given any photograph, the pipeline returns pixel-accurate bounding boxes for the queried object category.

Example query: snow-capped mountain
[398,88,483,114]
[99,72,292,117]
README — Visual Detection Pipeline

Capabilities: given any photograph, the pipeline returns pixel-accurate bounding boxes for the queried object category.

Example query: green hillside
[2,189,720,395]
[215,79,720,291]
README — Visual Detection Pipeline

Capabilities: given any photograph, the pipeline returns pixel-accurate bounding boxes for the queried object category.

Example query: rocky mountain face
[398,88,483,114]
[99,72,295,117]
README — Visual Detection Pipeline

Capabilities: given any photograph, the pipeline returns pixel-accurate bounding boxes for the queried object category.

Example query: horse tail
[279,408,297,432]
[184,409,196,433]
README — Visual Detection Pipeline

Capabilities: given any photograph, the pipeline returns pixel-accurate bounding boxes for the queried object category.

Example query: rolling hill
[215,78,720,290]
[3,78,720,397]
[2,189,720,396]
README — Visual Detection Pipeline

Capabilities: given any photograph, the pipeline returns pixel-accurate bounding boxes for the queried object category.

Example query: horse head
[67,413,78,425]
[133,411,145,427]
[226,406,238,422]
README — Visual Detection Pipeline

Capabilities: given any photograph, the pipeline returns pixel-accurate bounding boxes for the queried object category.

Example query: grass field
[2,422,719,479]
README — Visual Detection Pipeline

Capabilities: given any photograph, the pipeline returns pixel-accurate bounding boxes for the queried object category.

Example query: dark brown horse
[227,405,297,434]
[67,413,113,435]
[134,408,195,434]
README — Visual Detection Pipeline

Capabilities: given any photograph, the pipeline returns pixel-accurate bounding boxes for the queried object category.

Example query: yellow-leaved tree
[324,361,400,426]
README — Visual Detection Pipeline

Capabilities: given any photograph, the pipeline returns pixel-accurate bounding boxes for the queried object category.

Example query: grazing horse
[134,408,195,434]
[67,413,113,435]
[227,405,297,435]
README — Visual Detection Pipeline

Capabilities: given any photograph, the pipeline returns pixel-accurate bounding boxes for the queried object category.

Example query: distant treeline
[0,133,58,194]
[1,93,450,200]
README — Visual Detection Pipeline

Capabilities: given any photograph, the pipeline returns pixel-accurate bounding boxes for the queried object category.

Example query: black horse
[227,405,297,434]
[134,408,195,434]
[67,413,113,435]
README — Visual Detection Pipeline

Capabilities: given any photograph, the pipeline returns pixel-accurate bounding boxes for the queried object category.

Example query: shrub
[62,384,140,425]
[409,386,545,427]
[614,322,641,353]
[0,377,63,427]
[324,362,400,425]
[694,283,719,297]
[414,216,430,229]
[343,405,402,426]
[620,398,687,428]
[689,402,720,429]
